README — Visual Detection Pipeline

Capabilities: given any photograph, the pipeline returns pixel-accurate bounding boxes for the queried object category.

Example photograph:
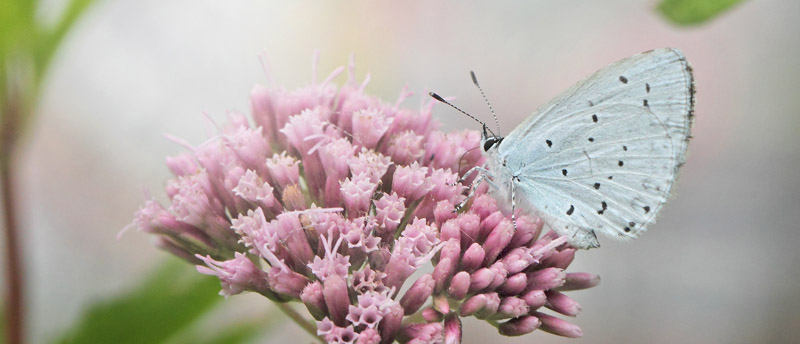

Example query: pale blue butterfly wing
[490,48,694,248]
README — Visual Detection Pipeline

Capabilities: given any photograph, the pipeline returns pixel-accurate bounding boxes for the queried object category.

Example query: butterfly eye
[483,137,502,151]
[483,138,494,151]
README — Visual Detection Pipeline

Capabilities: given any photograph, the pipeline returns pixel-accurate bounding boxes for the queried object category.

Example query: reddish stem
[1,158,23,344]
[2,95,25,344]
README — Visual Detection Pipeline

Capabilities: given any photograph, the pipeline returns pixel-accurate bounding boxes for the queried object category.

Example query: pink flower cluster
[130,56,600,343]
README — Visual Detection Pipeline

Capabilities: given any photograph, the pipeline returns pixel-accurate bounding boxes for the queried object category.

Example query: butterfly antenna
[429,92,496,137]
[470,71,500,135]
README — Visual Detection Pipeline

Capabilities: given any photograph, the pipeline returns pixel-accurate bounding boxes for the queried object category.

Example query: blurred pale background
[10,0,800,343]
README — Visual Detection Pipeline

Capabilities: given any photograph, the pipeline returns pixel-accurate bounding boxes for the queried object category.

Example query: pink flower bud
[541,248,576,270]
[165,152,198,176]
[399,323,443,344]
[391,162,433,202]
[498,273,528,296]
[233,170,277,210]
[385,131,425,165]
[379,302,403,344]
[301,281,327,320]
[281,184,307,211]
[479,211,506,240]
[439,219,461,243]
[498,315,541,336]
[460,293,488,317]
[521,289,547,309]
[319,137,356,206]
[494,297,530,319]
[132,200,213,247]
[483,219,514,263]
[535,312,583,338]
[444,314,462,344]
[352,108,392,149]
[545,290,582,317]
[460,243,486,272]
[224,126,270,175]
[249,84,277,143]
[508,216,543,249]
[383,247,417,291]
[155,237,202,264]
[470,194,498,219]
[502,247,537,275]
[196,253,270,298]
[433,257,455,294]
[323,275,351,326]
[341,173,378,217]
[374,192,405,238]
[475,292,501,319]
[433,200,457,227]
[348,149,392,184]
[421,307,443,323]
[487,262,509,291]
[400,274,434,315]
[428,168,460,202]
[318,137,355,179]
[556,272,601,291]
[468,268,495,293]
[447,271,471,300]
[265,152,300,187]
[357,328,381,344]
[267,265,308,299]
[527,267,566,291]
[456,213,480,248]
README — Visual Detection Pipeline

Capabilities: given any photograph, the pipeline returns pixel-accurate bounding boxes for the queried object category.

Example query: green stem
[274,302,324,343]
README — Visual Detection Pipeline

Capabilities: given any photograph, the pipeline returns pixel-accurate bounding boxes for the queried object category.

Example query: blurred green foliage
[0,0,98,144]
[54,259,263,344]
[658,0,746,26]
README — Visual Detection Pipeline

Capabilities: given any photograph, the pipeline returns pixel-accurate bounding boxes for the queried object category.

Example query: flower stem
[274,302,323,343]
[2,99,24,344]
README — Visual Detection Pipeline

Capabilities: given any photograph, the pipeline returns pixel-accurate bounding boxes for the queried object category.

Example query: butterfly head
[481,124,504,152]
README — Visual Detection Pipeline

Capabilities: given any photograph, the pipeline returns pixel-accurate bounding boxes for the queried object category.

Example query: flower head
[129,55,599,343]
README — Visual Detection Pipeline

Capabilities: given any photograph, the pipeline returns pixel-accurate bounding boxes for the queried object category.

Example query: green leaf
[171,320,266,344]
[55,258,225,344]
[658,0,745,26]
[34,0,98,83]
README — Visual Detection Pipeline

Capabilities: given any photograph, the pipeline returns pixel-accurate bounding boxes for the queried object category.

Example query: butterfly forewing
[495,48,694,248]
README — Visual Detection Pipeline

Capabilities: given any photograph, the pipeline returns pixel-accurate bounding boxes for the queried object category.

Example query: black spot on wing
[593,183,600,190]
[588,137,594,142]
[643,99,649,108]
[546,139,552,147]
[597,201,607,215]
[619,76,628,84]
[643,206,651,213]
[562,169,568,176]
[618,160,624,167]
[645,83,651,93]
[566,205,574,216]
[592,114,598,123]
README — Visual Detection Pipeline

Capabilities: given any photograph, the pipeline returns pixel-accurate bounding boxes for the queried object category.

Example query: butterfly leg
[510,176,519,231]
[454,174,486,212]
[449,166,492,186]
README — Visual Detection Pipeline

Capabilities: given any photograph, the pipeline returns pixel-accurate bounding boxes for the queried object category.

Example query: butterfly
[432,48,695,249]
